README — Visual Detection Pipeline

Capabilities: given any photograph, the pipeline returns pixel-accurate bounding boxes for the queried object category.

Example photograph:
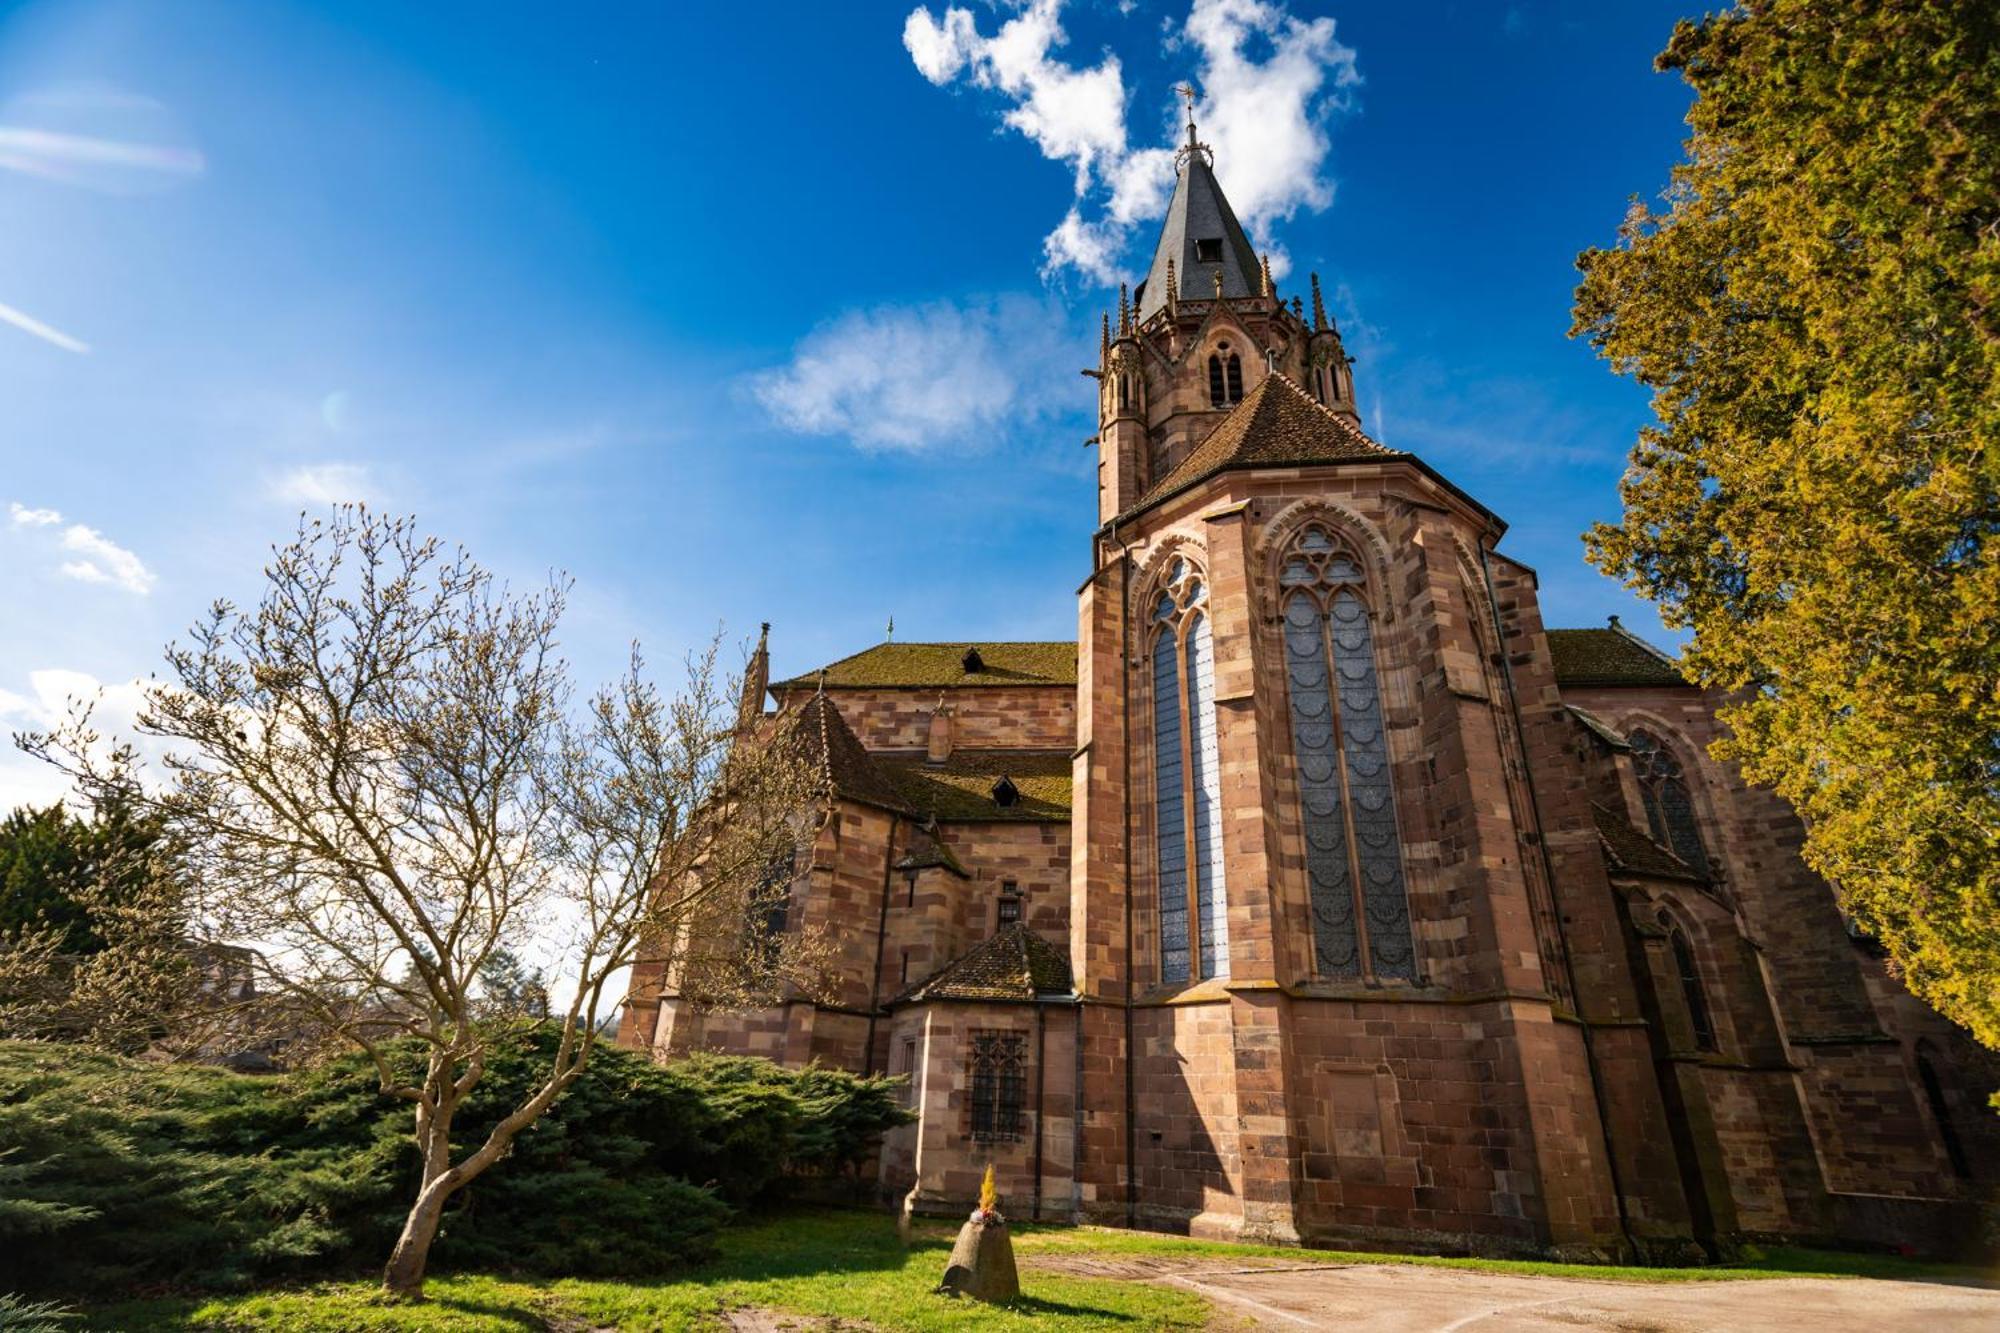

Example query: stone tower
[1070,120,1680,1253]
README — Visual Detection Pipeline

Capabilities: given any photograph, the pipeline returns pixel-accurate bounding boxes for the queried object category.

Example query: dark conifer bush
[0,1033,907,1294]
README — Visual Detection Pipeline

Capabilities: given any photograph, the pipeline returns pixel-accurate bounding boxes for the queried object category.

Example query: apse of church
[623,111,2000,1261]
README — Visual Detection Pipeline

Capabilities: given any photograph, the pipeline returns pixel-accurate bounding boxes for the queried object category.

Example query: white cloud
[57,524,156,595]
[903,0,1359,283]
[270,462,374,507]
[0,668,156,811]
[7,505,156,596]
[748,295,1083,452]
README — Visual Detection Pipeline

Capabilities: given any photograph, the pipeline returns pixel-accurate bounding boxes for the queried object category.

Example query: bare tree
[21,508,818,1299]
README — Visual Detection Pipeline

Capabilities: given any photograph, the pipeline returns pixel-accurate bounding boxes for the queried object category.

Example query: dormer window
[961,646,985,674]
[990,775,1020,808]
[1194,237,1223,264]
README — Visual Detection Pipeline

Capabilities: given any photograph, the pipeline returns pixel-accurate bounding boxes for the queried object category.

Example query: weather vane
[1174,81,1211,169]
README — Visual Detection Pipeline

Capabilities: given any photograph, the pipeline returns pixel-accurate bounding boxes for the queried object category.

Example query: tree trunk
[382,1175,453,1299]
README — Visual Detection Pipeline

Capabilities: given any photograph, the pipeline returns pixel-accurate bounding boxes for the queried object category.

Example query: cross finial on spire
[1176,82,1198,147]
[1173,82,1211,170]
[885,615,895,641]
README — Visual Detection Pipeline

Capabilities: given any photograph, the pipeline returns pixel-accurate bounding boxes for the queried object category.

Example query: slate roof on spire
[1135,150,1262,322]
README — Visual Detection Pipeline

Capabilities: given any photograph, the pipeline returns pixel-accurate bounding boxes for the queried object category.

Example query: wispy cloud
[0,85,205,194]
[58,524,156,595]
[0,300,90,354]
[269,462,375,507]
[747,295,1086,452]
[9,502,62,527]
[8,503,157,595]
[903,0,1359,283]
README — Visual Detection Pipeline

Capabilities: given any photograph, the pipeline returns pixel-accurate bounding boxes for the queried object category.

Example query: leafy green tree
[1573,0,2000,1049]
[0,798,171,954]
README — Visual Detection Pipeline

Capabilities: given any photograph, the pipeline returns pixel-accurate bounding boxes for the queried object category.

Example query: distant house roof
[894,922,1076,1004]
[1592,802,1706,883]
[880,750,1072,823]
[1547,621,1688,688]
[771,642,1077,692]
[1130,372,1402,515]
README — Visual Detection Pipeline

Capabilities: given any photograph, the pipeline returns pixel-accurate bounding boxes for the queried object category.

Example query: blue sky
[0,0,1699,807]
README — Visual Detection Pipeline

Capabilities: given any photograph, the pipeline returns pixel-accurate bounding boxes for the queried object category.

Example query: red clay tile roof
[1130,371,1403,514]
[893,922,1075,1004]
[1593,802,1706,883]
[771,642,1076,692]
[879,750,1072,823]
[789,692,914,815]
[1547,623,1687,688]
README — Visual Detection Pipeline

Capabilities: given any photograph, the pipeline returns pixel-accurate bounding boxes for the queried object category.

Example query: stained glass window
[1629,731,1708,872]
[1150,558,1226,984]
[1278,527,1415,981]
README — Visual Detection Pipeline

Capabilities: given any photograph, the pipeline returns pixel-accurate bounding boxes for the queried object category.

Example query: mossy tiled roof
[879,750,1072,823]
[894,826,969,878]
[790,693,914,815]
[893,922,1075,1004]
[1593,802,1705,883]
[771,641,1077,691]
[1131,371,1402,513]
[1547,624,1687,688]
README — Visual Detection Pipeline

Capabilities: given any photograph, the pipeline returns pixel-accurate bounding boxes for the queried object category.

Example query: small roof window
[1194,238,1223,264]
[961,646,985,674]
[990,775,1020,808]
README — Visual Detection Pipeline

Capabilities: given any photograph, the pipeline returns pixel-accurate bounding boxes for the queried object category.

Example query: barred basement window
[969,1031,1027,1142]
[1628,730,1708,872]
[1150,556,1228,984]
[1279,525,1415,981]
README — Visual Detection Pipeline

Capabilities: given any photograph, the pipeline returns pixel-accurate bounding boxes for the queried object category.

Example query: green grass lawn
[82,1207,1995,1331]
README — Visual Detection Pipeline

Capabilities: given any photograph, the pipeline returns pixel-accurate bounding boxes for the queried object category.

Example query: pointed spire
[1260,253,1274,298]
[1310,272,1328,331]
[1100,311,1111,357]
[738,622,771,730]
[1135,86,1256,323]
[1118,283,1131,335]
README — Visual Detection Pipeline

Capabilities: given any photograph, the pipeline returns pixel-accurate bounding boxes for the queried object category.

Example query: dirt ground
[1029,1253,2000,1331]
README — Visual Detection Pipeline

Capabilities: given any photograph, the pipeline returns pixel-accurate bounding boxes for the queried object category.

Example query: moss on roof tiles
[770,641,1077,691]
[1547,625,1688,688]
[1593,802,1705,883]
[790,693,915,815]
[879,750,1072,823]
[893,922,1075,1004]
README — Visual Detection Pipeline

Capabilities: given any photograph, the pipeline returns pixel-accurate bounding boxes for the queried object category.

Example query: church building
[621,116,1999,1260]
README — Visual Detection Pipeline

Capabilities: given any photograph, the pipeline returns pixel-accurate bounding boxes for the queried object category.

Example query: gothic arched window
[1207,344,1243,409]
[1664,915,1717,1051]
[1278,526,1415,981]
[1629,730,1708,872]
[1150,558,1228,984]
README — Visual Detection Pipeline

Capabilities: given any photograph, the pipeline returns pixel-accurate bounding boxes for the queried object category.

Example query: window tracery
[1629,730,1708,872]
[1207,342,1243,408]
[1278,525,1415,981]
[1150,556,1228,983]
